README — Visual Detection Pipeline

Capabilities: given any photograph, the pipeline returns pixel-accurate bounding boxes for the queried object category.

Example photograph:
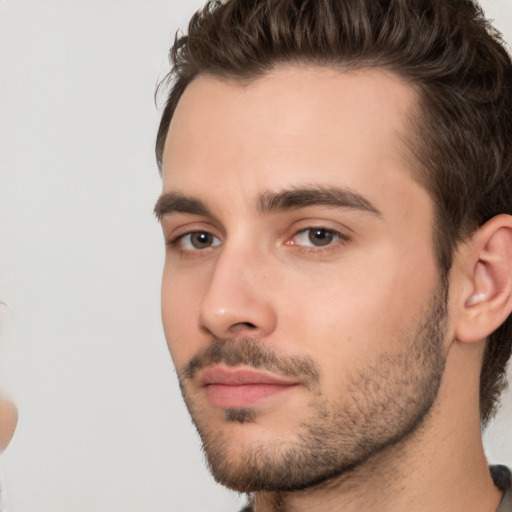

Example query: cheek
[277,245,439,363]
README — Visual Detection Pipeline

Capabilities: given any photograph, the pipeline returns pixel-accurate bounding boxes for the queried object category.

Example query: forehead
[162,65,423,213]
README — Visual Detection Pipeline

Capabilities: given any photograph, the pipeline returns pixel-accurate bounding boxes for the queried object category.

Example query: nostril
[232,321,257,329]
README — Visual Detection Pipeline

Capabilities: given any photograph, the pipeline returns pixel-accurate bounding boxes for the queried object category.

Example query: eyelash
[168,231,222,252]
[166,233,220,262]
[286,227,350,253]
[167,226,350,257]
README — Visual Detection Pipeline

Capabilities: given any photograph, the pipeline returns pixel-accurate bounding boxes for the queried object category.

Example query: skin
[0,396,17,452]
[157,66,504,512]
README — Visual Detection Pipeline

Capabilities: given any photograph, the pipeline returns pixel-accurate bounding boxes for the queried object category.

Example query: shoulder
[491,465,512,491]
[497,487,512,512]
[492,466,512,512]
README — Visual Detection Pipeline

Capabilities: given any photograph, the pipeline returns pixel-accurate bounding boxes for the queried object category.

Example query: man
[154,0,512,510]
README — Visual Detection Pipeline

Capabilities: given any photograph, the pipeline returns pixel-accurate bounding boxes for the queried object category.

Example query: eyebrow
[154,193,212,220]
[257,186,381,216]
[154,186,381,220]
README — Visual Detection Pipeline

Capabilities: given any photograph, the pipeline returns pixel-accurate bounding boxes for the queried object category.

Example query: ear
[455,214,512,343]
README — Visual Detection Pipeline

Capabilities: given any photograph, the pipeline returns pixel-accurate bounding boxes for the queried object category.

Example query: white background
[0,1,511,511]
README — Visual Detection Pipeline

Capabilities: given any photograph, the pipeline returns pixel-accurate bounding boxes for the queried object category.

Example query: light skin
[157,66,512,512]
[0,395,17,452]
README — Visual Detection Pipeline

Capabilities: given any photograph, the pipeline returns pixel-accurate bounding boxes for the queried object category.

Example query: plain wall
[0,1,511,511]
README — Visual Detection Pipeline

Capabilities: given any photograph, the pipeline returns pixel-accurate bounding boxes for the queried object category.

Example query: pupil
[309,229,333,246]
[192,232,212,248]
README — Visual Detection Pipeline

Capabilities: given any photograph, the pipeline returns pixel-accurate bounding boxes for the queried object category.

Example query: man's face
[157,66,449,492]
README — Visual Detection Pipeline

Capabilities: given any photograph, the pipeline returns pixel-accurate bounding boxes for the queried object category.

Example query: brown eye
[308,228,335,246]
[178,232,221,250]
[289,227,346,249]
[190,232,215,249]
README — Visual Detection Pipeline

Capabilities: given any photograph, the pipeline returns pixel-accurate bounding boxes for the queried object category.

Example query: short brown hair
[156,0,512,425]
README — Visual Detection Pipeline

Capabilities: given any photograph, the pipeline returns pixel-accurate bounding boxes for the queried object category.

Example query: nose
[198,243,277,340]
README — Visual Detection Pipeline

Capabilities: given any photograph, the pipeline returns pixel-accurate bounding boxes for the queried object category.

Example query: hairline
[158,60,397,168]
[157,59,429,174]
[158,61,453,276]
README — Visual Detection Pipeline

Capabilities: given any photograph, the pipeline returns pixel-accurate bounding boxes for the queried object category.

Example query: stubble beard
[177,284,448,494]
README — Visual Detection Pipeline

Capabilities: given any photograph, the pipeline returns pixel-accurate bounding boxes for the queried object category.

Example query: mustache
[180,338,320,385]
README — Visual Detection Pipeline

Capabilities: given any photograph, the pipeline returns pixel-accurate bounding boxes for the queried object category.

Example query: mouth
[199,366,300,408]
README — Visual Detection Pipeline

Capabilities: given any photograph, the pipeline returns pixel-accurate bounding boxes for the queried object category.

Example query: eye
[291,228,345,247]
[174,231,222,251]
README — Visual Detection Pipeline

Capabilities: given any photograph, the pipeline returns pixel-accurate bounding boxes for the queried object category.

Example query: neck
[252,346,502,512]
[253,420,500,512]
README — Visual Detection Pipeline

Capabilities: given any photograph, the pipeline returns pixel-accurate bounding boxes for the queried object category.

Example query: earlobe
[456,215,512,344]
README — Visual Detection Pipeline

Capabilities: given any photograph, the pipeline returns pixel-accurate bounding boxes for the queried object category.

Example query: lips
[199,367,299,408]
